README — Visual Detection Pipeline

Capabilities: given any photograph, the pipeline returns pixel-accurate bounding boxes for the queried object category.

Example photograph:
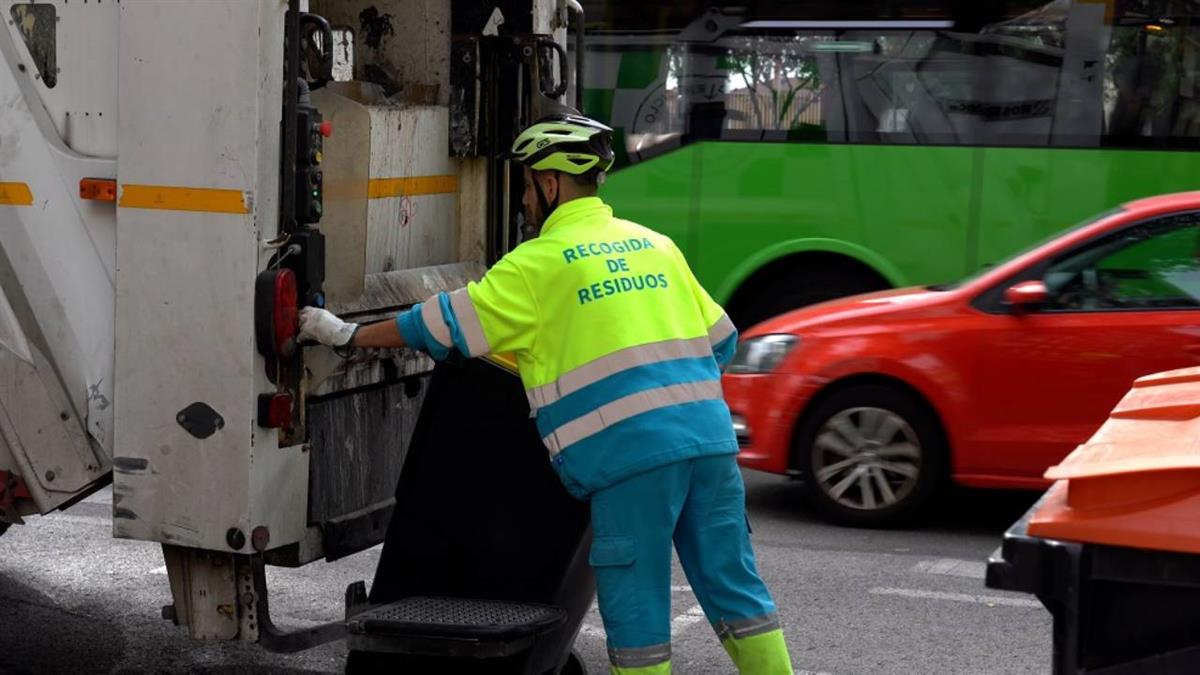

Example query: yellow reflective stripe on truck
[0,182,33,206]
[368,175,458,199]
[119,185,250,214]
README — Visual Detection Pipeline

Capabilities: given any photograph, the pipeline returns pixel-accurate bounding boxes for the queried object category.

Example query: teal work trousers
[588,453,792,673]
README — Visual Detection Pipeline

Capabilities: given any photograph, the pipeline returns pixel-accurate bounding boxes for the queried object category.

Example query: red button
[318,121,333,138]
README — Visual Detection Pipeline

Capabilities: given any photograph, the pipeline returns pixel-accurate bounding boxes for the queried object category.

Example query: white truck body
[0,0,576,647]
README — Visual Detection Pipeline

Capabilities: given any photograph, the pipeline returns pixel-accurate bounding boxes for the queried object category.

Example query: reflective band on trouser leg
[610,643,672,674]
[611,661,671,674]
[719,622,793,675]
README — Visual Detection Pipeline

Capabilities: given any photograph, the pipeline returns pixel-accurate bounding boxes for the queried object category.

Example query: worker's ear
[536,170,558,203]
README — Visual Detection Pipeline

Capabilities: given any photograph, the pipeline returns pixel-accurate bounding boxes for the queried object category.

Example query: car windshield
[926,208,1123,291]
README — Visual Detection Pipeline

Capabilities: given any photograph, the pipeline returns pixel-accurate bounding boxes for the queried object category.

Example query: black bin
[346,358,594,675]
[986,493,1200,674]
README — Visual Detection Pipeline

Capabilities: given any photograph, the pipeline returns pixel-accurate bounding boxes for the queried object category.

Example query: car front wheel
[794,383,946,527]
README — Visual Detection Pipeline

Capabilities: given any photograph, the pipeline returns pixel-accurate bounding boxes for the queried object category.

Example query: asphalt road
[0,471,1049,674]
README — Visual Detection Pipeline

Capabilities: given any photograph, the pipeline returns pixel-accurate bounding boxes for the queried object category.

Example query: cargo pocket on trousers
[589,536,641,637]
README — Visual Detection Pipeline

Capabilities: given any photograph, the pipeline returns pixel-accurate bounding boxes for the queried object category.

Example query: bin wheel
[557,649,587,675]
[794,382,945,527]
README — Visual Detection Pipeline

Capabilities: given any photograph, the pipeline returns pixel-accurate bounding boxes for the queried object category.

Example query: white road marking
[911,558,987,579]
[870,587,1041,608]
[149,566,167,575]
[577,601,708,644]
[670,604,707,635]
[578,622,607,640]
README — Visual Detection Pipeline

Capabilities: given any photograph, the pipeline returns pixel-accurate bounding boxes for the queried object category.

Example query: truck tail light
[257,393,294,429]
[273,270,298,356]
[255,269,299,365]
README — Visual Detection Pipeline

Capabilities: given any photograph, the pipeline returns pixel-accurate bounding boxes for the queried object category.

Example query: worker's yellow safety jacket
[398,197,739,497]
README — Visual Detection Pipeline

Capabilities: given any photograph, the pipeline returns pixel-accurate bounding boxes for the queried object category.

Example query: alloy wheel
[811,406,922,511]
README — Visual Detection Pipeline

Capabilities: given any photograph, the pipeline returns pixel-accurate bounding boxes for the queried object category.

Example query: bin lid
[1029,367,1200,554]
[484,352,519,373]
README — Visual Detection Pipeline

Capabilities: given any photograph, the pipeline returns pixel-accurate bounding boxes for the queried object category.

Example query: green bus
[580,0,1200,328]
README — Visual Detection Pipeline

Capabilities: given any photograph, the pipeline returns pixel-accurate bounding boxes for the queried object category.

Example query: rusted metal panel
[309,0,449,105]
[309,348,432,398]
[329,261,484,315]
[303,260,483,558]
[10,3,56,88]
[306,376,428,529]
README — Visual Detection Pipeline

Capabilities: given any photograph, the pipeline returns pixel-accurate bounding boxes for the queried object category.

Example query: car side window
[1041,213,1200,312]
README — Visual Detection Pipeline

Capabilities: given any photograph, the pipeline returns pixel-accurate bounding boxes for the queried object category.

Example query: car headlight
[726,335,799,374]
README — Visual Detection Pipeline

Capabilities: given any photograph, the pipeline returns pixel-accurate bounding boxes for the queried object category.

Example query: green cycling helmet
[506,113,616,176]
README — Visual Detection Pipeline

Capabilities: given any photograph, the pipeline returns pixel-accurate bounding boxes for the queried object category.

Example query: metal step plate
[346,596,566,658]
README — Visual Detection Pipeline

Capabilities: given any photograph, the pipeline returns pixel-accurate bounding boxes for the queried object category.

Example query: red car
[722,192,1200,526]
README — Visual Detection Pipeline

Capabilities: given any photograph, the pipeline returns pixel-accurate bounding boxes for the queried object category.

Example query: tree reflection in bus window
[587,2,1200,164]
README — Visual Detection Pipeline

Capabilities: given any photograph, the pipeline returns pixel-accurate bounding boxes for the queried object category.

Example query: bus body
[580,0,1200,327]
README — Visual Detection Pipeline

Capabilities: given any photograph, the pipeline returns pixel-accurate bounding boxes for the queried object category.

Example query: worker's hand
[299,307,359,348]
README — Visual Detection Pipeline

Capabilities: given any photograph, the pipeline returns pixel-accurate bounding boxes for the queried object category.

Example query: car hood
[744,287,959,337]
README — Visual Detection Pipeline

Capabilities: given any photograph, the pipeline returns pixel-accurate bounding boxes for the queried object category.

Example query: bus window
[1103,8,1200,146]
[585,1,1200,157]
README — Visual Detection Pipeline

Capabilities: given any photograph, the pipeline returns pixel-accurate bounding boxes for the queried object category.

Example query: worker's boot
[720,626,794,675]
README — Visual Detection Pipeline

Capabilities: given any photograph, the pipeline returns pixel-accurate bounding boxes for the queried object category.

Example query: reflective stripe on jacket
[397,196,739,497]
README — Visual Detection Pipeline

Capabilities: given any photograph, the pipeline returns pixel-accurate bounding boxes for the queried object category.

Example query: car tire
[731,264,889,330]
[0,522,8,538]
[793,383,946,527]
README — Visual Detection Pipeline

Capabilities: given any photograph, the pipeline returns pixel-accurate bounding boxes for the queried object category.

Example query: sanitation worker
[299,112,793,674]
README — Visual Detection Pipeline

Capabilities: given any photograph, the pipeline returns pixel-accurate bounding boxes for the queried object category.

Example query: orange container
[1028,367,1200,554]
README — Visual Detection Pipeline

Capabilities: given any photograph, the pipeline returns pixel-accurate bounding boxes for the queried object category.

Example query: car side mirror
[1004,280,1048,312]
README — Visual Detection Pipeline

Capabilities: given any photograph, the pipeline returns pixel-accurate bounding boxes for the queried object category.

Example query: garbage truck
[0,0,592,671]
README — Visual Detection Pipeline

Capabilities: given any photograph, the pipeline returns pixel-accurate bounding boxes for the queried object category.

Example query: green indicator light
[312,190,319,197]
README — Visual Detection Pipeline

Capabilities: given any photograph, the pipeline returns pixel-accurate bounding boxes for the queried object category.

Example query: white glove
[299,307,359,347]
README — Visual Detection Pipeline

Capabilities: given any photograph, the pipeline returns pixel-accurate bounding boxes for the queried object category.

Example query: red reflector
[319,120,333,138]
[80,178,117,202]
[258,393,294,429]
[273,269,298,356]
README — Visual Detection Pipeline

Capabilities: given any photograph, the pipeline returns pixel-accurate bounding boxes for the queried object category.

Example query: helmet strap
[532,171,559,227]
